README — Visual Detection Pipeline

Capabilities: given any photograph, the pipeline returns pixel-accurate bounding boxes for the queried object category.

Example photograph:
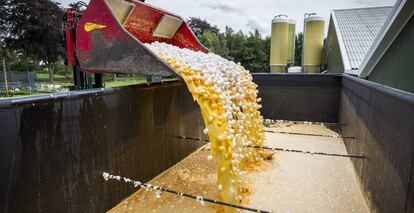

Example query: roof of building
[358,0,414,78]
[331,6,393,74]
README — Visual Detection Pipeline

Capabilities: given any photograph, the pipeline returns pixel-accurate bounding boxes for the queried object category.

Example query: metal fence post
[27,71,32,92]
[2,58,9,96]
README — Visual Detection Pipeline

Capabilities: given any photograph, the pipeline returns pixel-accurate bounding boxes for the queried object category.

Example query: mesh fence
[0,71,37,89]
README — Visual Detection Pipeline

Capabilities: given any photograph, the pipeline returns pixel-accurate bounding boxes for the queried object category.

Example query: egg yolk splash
[146,42,266,212]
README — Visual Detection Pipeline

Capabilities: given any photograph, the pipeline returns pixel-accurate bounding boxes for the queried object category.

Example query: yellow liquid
[147,42,265,212]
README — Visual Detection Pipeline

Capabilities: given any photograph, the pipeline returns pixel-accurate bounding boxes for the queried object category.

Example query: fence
[0,71,37,89]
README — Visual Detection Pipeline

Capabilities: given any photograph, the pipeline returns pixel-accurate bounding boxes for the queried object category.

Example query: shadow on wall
[0,81,206,212]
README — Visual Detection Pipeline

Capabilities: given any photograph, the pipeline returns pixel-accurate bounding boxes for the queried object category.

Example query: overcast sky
[57,0,396,36]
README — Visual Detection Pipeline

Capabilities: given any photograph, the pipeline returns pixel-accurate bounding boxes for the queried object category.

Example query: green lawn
[1,90,50,98]
[1,74,172,98]
[105,78,147,87]
[35,73,149,87]
[1,68,182,98]
[36,72,72,83]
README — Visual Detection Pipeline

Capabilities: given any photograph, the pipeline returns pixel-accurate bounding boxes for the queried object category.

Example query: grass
[105,78,147,87]
[35,73,149,87]
[1,73,170,98]
[36,72,72,83]
[0,90,50,98]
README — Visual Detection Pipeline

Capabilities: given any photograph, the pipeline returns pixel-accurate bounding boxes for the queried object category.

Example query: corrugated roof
[333,6,392,70]
[359,0,414,78]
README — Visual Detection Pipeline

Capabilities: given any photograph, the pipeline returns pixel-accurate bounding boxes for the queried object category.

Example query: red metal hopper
[75,0,208,76]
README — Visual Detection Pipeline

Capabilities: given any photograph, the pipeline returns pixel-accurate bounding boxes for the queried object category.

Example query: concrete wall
[368,16,414,94]
[0,81,206,213]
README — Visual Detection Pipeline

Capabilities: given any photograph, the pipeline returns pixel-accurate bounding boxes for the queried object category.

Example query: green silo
[287,19,296,65]
[270,16,289,73]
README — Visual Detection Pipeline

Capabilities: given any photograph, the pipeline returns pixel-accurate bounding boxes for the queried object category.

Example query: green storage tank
[287,19,296,65]
[270,16,289,73]
[302,15,325,73]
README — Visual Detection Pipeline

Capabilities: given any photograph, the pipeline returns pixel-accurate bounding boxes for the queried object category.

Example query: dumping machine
[63,0,208,89]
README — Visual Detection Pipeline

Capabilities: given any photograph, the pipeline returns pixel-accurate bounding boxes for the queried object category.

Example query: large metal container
[1,74,414,212]
[270,16,289,73]
[287,19,296,65]
[302,16,325,73]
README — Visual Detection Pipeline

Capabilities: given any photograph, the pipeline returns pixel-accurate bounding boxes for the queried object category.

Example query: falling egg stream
[146,42,267,212]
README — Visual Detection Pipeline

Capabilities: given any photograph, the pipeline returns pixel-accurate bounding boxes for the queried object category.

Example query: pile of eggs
[146,42,265,209]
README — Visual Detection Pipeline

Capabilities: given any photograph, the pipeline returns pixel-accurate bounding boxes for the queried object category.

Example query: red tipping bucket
[76,0,208,76]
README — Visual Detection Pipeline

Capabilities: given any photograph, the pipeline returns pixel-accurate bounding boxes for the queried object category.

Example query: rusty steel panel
[0,81,205,212]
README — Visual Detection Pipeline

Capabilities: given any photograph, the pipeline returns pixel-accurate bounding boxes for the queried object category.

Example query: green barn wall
[325,16,345,73]
[368,16,414,93]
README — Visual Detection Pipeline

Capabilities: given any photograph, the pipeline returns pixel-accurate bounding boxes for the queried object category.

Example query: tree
[197,30,229,58]
[68,1,87,12]
[0,0,7,65]
[187,17,220,37]
[263,36,271,72]
[5,0,64,82]
[294,32,303,66]
[225,27,246,63]
[242,30,268,72]
[0,0,10,48]
[0,1,28,75]
[188,18,271,73]
[6,50,39,71]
